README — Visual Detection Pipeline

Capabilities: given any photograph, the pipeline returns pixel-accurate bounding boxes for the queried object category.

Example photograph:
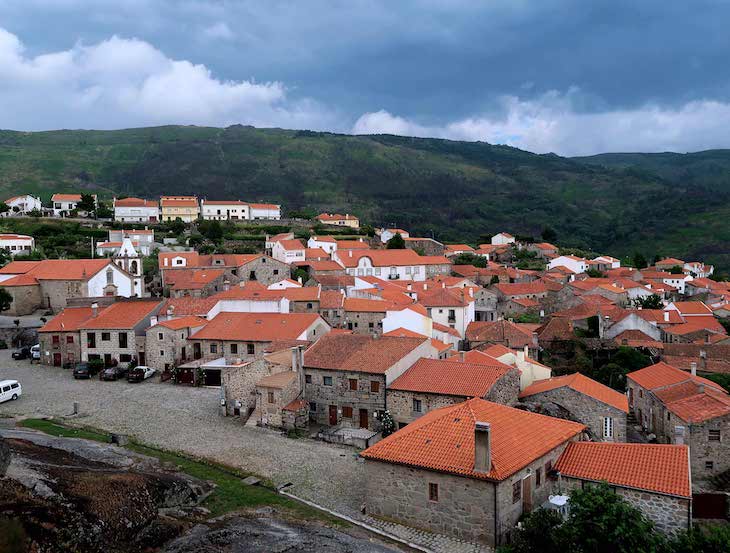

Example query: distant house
[548,255,587,275]
[655,257,686,271]
[444,244,475,257]
[38,306,96,367]
[491,232,515,246]
[5,194,41,214]
[248,202,281,220]
[200,200,249,220]
[307,235,337,254]
[317,212,360,228]
[160,196,199,222]
[334,249,450,282]
[379,228,410,243]
[51,193,96,217]
[0,234,34,256]
[158,252,289,287]
[271,239,306,264]
[112,197,159,222]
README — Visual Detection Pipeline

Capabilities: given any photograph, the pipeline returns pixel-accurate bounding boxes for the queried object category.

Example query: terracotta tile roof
[519,373,628,412]
[305,247,329,259]
[466,320,535,348]
[0,273,40,286]
[282,287,321,302]
[153,316,208,330]
[478,344,513,359]
[361,398,585,481]
[536,317,575,342]
[445,244,474,252]
[298,260,344,272]
[256,371,297,389]
[512,297,539,308]
[0,234,33,240]
[160,196,198,208]
[627,362,724,392]
[343,298,390,312]
[419,287,472,307]
[0,261,42,274]
[165,268,225,290]
[339,249,447,268]
[51,193,83,202]
[665,388,730,423]
[0,259,114,281]
[636,309,684,325]
[304,334,427,374]
[318,213,358,222]
[495,282,547,296]
[310,235,337,243]
[383,327,426,338]
[555,442,690,498]
[39,307,94,332]
[81,300,161,330]
[335,240,371,250]
[203,199,248,205]
[278,239,305,251]
[283,398,308,411]
[190,312,323,342]
[248,202,280,210]
[432,321,461,338]
[161,297,218,317]
[312,274,355,288]
[664,317,726,336]
[655,258,685,267]
[669,301,713,316]
[319,290,344,309]
[390,358,514,397]
[613,329,663,349]
[114,197,158,208]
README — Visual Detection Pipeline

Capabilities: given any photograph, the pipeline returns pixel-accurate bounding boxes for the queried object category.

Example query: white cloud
[0,27,336,131]
[201,22,235,41]
[353,90,730,156]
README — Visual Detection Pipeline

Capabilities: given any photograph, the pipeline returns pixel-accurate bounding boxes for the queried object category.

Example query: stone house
[303,334,437,430]
[342,298,389,335]
[519,372,628,442]
[387,357,520,428]
[252,347,308,429]
[158,253,289,288]
[164,268,228,298]
[474,288,499,322]
[555,442,691,535]
[38,306,95,367]
[79,299,163,367]
[360,398,586,547]
[282,286,321,313]
[144,315,207,372]
[318,290,345,328]
[0,259,137,315]
[419,286,476,339]
[466,320,539,359]
[404,237,445,256]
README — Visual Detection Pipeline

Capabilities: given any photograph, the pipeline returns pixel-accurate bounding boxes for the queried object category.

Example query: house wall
[677,412,730,481]
[256,374,300,428]
[86,265,134,298]
[382,308,432,337]
[486,369,521,406]
[38,280,86,313]
[221,358,289,417]
[114,206,159,222]
[38,331,82,366]
[80,329,139,366]
[521,387,627,442]
[4,284,42,315]
[238,256,290,286]
[344,310,385,335]
[201,204,249,220]
[387,390,465,426]
[144,325,200,371]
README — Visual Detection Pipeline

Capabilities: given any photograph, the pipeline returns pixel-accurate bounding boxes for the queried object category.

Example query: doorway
[522,476,533,513]
[329,405,338,426]
[359,409,369,429]
[53,353,62,367]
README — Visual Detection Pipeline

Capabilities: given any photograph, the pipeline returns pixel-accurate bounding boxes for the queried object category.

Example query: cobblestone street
[0,352,489,553]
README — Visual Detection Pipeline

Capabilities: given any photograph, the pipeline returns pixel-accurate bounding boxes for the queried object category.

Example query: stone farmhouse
[38,306,95,367]
[158,252,289,287]
[144,315,207,372]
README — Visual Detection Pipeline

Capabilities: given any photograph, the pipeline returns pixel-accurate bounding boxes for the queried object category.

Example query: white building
[548,255,588,274]
[51,193,97,217]
[5,195,41,214]
[335,249,448,282]
[683,261,714,278]
[248,203,281,220]
[379,228,410,243]
[109,229,154,248]
[491,232,515,246]
[271,239,306,264]
[592,255,621,269]
[307,236,337,254]
[382,304,433,338]
[113,197,159,222]
[0,234,34,255]
[201,200,250,220]
[111,237,145,297]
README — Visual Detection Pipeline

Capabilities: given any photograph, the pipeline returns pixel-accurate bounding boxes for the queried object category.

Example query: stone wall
[39,280,86,313]
[221,358,289,418]
[560,477,690,535]
[38,331,82,366]
[343,311,385,335]
[486,369,521,406]
[521,386,627,442]
[304,368,386,429]
[81,329,139,366]
[192,339,269,364]
[387,390,464,426]
[145,325,194,371]
[238,256,290,286]
[290,300,320,314]
[685,412,730,482]
[4,284,43,315]
[256,373,301,428]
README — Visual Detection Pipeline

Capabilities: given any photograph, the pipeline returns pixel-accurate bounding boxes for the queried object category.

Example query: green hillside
[0,125,728,269]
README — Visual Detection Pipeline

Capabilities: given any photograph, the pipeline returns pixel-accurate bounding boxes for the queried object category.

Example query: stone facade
[669,411,730,482]
[38,330,82,367]
[81,329,140,367]
[343,310,385,335]
[522,387,627,442]
[289,299,320,314]
[221,357,289,419]
[3,284,42,316]
[145,325,201,371]
[404,238,445,256]
[388,390,465,427]
[255,372,302,428]
[238,256,290,286]
[560,477,691,535]
[364,438,575,547]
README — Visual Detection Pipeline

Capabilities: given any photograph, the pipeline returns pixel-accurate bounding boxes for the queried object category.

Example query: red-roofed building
[164,268,228,298]
[361,398,585,546]
[466,320,538,357]
[200,199,249,221]
[334,248,450,281]
[388,357,519,426]
[271,239,306,264]
[303,333,435,430]
[51,193,97,217]
[316,212,360,228]
[555,442,691,535]
[519,373,628,441]
[145,315,208,372]
[113,197,159,222]
[158,252,289,287]
[160,195,199,222]
[38,306,95,367]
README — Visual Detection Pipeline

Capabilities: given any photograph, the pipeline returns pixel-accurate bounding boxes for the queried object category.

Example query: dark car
[100,366,128,381]
[72,362,100,379]
[12,347,31,360]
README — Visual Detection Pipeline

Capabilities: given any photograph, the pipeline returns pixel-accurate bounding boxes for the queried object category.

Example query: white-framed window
[603,417,614,439]
[374,268,381,276]
[405,266,411,275]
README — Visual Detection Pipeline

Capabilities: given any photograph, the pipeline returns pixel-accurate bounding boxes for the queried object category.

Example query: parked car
[0,380,22,403]
[73,362,100,379]
[127,366,156,383]
[30,344,41,361]
[11,347,30,360]
[100,365,129,381]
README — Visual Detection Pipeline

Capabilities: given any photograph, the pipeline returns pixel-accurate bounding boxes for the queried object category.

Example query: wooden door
[522,476,533,513]
[329,405,338,426]
[53,353,62,366]
[359,408,369,429]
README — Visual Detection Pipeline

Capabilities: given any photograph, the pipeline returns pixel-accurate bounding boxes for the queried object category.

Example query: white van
[0,380,22,403]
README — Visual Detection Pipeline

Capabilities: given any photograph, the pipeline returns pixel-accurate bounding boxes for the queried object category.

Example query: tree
[199,219,224,243]
[386,233,405,249]
[669,265,684,274]
[632,252,648,269]
[499,508,564,553]
[585,268,605,278]
[0,288,12,312]
[541,226,557,243]
[668,525,730,553]
[168,217,186,236]
[77,193,96,213]
[0,202,9,214]
[633,294,663,309]
[380,409,395,437]
[95,201,113,219]
[453,252,487,268]
[490,275,500,284]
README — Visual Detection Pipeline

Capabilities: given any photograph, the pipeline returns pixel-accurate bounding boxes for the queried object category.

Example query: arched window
[130,260,138,274]
[106,268,114,284]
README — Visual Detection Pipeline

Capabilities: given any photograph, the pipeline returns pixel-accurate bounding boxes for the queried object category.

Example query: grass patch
[18,418,345,525]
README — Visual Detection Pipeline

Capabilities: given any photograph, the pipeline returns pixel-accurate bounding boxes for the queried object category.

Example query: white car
[30,344,40,361]
[0,380,22,403]
[127,366,156,382]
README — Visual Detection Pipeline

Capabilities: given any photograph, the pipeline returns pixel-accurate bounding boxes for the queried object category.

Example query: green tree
[0,202,9,214]
[541,226,558,243]
[386,232,406,249]
[380,409,395,437]
[0,288,12,312]
[490,275,500,284]
[453,252,487,268]
[669,265,684,274]
[668,525,730,553]
[168,217,186,236]
[632,252,648,269]
[633,294,663,309]
[499,508,564,553]
[77,193,97,213]
[95,201,113,219]
[585,268,605,278]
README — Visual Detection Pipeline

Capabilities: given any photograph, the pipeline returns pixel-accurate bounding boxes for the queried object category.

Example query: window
[120,354,132,362]
[268,391,275,403]
[709,429,721,441]
[273,269,279,275]
[230,344,238,355]
[158,332,164,341]
[545,460,552,477]
[349,378,358,391]
[66,335,74,344]
[603,417,614,439]
[309,402,317,412]
[101,332,111,341]
[639,389,643,398]
[370,381,380,393]
[247,343,255,355]
[305,374,312,384]
[160,350,165,356]
[106,268,114,284]
[52,335,60,344]
[323,376,333,386]
[512,481,521,503]
[429,483,438,502]
[119,333,128,348]
[706,461,714,470]
[306,303,313,309]
[368,322,374,330]
[342,406,353,418]
[413,399,422,413]
[210,344,218,354]
[536,467,542,488]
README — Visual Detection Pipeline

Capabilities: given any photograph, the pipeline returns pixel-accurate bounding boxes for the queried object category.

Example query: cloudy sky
[1,0,730,156]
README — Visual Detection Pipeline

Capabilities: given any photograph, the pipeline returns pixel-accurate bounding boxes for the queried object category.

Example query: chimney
[690,362,697,376]
[91,302,99,318]
[150,315,158,327]
[442,282,446,289]
[664,311,670,322]
[474,422,492,473]
[349,250,353,258]
[298,276,303,285]
[697,383,705,394]
[459,351,465,362]
[291,347,298,373]
[424,283,428,290]
[407,283,412,291]
[223,279,230,292]
[167,305,175,318]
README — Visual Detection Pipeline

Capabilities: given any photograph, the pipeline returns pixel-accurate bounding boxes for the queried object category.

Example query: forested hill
[1,125,729,270]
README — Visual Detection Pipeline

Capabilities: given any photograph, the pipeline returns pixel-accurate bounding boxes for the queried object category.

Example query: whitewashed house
[201,200,250,220]
[5,194,41,214]
[379,228,410,243]
[0,234,34,255]
[548,255,588,274]
[248,203,281,220]
[52,193,96,217]
[271,239,306,264]
[112,197,159,222]
[491,232,515,246]
[307,236,337,255]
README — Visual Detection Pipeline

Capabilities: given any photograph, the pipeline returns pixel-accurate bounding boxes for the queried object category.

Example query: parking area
[0,350,366,516]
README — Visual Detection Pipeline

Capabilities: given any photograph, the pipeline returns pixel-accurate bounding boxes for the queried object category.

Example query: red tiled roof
[203,199,248,206]
[153,316,207,330]
[655,258,685,267]
[466,320,535,348]
[51,193,83,202]
[298,260,344,271]
[665,389,730,423]
[304,334,427,374]
[627,362,723,392]
[248,202,280,210]
[114,197,158,208]
[318,213,358,222]
[669,301,713,316]
[165,269,225,290]
[390,358,513,397]
[281,287,321,302]
[161,297,218,317]
[190,312,323,341]
[278,239,305,251]
[519,373,628,412]
[0,259,114,281]
[335,240,371,250]
[39,307,94,332]
[555,442,690,498]
[319,290,344,309]
[343,298,390,312]
[495,282,547,296]
[81,300,161,330]
[338,249,448,268]
[361,398,585,481]
[160,196,198,208]
[159,252,262,269]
